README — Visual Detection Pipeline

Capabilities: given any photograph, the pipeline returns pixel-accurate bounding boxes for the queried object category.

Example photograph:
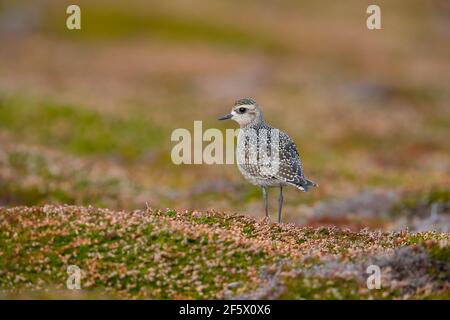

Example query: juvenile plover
[219,98,317,223]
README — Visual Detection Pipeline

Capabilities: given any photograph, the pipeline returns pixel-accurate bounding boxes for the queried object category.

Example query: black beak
[218,113,233,120]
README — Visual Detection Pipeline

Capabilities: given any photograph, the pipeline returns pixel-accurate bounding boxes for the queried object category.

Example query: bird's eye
[238,107,247,113]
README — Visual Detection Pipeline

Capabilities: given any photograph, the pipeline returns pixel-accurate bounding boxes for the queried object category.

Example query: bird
[218,98,317,223]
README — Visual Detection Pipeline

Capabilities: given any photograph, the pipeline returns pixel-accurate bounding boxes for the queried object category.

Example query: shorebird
[218,98,317,223]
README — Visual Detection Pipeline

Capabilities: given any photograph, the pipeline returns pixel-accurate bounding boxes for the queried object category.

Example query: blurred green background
[0,0,449,229]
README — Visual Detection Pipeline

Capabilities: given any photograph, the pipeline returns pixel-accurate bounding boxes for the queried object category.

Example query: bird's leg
[262,186,269,218]
[278,186,283,223]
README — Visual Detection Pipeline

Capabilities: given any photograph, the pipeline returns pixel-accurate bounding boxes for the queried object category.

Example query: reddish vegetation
[0,205,448,299]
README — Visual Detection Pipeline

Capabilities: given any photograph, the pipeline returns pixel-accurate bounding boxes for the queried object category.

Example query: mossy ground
[0,205,448,299]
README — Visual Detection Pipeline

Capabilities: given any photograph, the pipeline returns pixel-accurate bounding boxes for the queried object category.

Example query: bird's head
[218,98,264,127]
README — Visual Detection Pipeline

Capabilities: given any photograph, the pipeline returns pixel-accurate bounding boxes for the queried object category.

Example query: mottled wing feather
[275,132,308,187]
[237,124,312,189]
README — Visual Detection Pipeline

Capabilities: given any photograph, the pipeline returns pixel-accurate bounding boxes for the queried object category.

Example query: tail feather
[306,179,318,188]
[291,178,317,192]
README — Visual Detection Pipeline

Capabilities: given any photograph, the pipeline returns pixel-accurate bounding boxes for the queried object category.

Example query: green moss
[279,275,400,300]
[45,6,287,55]
[0,207,274,299]
[428,244,450,263]
[0,94,164,160]
[391,188,450,218]
[243,225,255,237]
[0,148,133,207]
[164,210,177,218]
[165,210,234,229]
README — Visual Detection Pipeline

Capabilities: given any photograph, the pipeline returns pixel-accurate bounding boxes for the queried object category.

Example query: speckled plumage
[219,98,317,223]
[236,122,315,191]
